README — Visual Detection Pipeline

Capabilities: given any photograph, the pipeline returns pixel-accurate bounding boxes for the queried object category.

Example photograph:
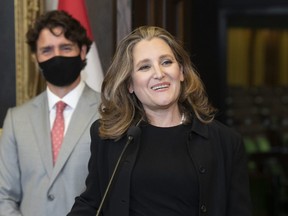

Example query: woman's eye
[162,60,172,66]
[138,65,150,71]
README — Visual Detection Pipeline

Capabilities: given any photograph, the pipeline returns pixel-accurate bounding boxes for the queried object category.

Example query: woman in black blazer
[68,26,252,216]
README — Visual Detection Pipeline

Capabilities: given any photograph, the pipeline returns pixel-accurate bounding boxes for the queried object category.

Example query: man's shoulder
[82,84,101,101]
[2,91,47,124]
[11,91,47,112]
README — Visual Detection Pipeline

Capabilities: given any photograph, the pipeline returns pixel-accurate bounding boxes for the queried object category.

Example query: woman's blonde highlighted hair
[99,26,217,139]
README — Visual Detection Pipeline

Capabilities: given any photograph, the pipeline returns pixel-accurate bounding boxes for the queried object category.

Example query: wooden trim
[14,0,45,106]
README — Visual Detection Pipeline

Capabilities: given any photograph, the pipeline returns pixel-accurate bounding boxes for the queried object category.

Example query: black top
[67,118,252,216]
[130,123,199,216]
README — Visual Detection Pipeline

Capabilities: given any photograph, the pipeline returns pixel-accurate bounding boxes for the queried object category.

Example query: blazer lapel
[107,131,141,216]
[50,86,100,183]
[30,92,53,177]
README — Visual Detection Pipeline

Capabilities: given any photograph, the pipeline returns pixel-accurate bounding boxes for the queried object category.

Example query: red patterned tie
[51,101,66,165]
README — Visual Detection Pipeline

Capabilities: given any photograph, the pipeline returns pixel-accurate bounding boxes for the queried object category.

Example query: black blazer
[68,118,252,216]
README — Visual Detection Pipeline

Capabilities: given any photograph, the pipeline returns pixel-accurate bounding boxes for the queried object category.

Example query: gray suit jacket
[0,85,101,216]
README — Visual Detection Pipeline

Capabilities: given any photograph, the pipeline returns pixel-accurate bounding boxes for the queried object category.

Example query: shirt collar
[47,80,85,111]
[190,117,209,139]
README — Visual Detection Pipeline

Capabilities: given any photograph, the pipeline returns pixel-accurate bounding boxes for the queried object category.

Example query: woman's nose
[153,66,165,79]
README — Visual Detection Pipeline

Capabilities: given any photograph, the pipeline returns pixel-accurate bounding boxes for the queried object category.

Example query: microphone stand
[95,127,139,216]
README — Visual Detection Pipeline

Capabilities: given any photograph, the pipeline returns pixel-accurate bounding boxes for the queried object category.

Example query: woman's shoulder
[90,119,101,140]
[91,119,101,129]
[90,119,126,144]
[207,119,244,150]
[192,117,243,145]
[192,117,240,138]
[210,119,239,133]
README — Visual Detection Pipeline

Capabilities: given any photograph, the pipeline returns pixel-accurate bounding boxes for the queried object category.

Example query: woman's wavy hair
[26,10,92,68]
[99,26,217,139]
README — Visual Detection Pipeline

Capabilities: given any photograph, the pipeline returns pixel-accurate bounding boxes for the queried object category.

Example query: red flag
[56,0,103,92]
[58,0,92,39]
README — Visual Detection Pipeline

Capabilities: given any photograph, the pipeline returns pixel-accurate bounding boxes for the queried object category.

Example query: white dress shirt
[47,81,85,134]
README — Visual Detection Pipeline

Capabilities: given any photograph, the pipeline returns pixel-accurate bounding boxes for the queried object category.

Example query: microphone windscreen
[127,126,141,139]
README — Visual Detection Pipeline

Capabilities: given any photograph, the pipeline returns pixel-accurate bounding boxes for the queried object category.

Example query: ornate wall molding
[14,0,45,105]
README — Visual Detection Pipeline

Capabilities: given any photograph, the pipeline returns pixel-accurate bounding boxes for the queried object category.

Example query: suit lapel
[50,86,100,183]
[108,131,141,215]
[30,92,54,177]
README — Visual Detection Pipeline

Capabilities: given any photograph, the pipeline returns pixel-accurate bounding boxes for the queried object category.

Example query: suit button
[48,194,55,201]
[199,166,206,174]
[200,204,207,213]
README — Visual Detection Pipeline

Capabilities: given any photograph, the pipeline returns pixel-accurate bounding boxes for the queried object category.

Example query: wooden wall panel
[131,0,226,120]
[132,0,192,47]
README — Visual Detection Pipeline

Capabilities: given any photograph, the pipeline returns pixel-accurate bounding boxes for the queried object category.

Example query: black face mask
[38,55,83,87]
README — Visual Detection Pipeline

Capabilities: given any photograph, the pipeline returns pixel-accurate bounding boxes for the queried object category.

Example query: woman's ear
[180,65,184,82]
[128,84,134,94]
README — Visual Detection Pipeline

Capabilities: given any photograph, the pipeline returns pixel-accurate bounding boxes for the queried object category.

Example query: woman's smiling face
[129,37,184,112]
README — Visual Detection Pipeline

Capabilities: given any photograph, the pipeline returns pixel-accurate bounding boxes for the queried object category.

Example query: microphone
[126,125,141,143]
[96,125,141,216]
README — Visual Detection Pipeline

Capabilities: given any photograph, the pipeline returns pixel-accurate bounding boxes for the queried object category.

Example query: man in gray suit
[0,10,101,216]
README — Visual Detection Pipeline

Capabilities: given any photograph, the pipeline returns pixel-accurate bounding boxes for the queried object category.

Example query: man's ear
[32,53,40,66]
[80,45,87,60]
[32,53,37,62]
[32,54,42,72]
